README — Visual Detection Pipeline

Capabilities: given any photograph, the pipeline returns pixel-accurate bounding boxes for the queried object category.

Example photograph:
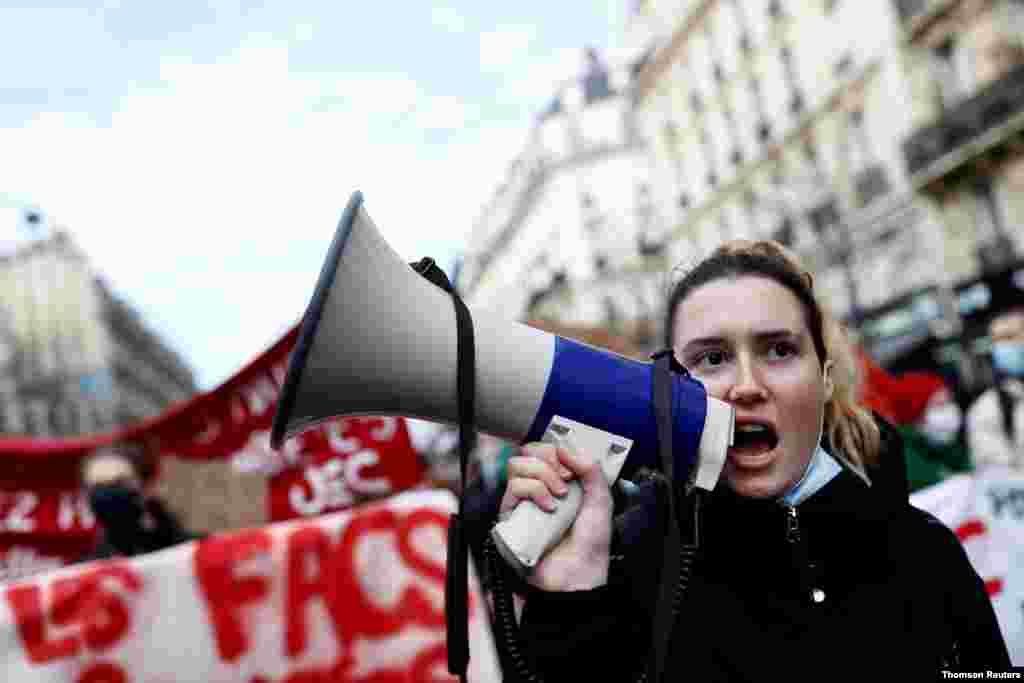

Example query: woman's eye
[696,350,727,368]
[767,342,796,360]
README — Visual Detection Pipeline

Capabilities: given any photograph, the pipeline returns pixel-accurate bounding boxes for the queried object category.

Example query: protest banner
[0,488,501,682]
[911,467,1024,664]
[0,325,428,582]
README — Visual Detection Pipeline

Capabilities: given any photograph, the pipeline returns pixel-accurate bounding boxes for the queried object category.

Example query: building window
[790,92,805,114]
[678,192,691,209]
[768,0,783,20]
[803,137,818,163]
[690,91,704,113]
[807,198,840,236]
[713,63,724,83]
[541,96,562,120]
[731,148,744,166]
[896,0,926,23]
[757,120,772,142]
[847,106,890,207]
[854,165,890,207]
[739,33,752,54]
[583,48,613,104]
[834,53,853,77]
[774,216,795,246]
[931,37,961,109]
[707,171,718,188]
[973,178,1008,245]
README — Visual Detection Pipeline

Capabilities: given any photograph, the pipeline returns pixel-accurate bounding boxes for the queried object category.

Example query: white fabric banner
[0,489,501,682]
[911,467,1024,664]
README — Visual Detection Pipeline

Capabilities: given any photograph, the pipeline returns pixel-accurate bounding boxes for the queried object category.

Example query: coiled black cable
[484,487,703,683]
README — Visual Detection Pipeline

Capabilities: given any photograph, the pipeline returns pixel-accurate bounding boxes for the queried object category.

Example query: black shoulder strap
[410,257,474,682]
[996,383,1016,442]
[648,350,682,683]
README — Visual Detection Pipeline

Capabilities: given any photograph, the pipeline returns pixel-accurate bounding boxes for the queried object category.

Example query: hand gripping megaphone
[270,191,735,673]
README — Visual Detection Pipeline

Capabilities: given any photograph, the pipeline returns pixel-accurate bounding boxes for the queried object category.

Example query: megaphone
[271,190,734,562]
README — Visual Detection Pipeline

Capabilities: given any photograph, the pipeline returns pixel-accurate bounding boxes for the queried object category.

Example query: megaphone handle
[490,479,583,577]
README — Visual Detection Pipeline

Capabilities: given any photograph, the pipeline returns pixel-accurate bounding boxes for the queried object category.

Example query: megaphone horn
[271,188,735,560]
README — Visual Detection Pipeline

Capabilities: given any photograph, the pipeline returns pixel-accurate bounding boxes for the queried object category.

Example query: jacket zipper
[784,505,825,605]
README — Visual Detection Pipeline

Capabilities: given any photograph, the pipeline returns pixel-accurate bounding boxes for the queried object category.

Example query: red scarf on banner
[0,325,427,581]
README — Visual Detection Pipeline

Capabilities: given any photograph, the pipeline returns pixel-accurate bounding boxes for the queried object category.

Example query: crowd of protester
[858,307,1024,492]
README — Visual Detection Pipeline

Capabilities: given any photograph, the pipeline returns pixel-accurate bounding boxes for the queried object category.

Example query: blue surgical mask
[992,342,1024,378]
[920,403,962,445]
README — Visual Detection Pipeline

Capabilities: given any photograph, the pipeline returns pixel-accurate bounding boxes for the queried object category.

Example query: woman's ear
[823,360,835,401]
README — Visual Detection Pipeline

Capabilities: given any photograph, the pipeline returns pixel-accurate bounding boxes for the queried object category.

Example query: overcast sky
[0,1,629,390]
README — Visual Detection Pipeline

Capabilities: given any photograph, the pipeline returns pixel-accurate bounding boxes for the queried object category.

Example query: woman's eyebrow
[753,329,801,342]
[680,329,800,352]
[679,336,727,352]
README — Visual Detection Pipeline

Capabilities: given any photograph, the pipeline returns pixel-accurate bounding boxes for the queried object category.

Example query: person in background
[967,307,1024,471]
[889,371,971,492]
[77,444,199,563]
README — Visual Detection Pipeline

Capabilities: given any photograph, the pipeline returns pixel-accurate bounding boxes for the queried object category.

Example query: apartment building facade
[899,0,1024,276]
[459,50,667,348]
[628,0,961,332]
[0,222,196,437]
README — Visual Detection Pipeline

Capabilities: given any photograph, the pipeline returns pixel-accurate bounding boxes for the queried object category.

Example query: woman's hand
[499,441,613,591]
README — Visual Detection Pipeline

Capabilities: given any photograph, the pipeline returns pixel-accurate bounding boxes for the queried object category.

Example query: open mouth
[730,422,779,462]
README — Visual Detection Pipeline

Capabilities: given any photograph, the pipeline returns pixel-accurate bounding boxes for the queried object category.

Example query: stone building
[0,226,195,437]
[899,0,1024,279]
[458,49,666,349]
[627,0,957,333]
[0,214,265,533]
[625,0,1024,389]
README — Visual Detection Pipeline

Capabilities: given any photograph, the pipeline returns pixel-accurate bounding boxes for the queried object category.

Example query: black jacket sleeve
[515,481,669,681]
[518,579,649,681]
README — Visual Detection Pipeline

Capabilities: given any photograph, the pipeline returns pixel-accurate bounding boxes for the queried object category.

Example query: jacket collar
[707,415,908,528]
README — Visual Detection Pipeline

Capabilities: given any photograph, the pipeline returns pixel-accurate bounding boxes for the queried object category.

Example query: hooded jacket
[510,421,1010,681]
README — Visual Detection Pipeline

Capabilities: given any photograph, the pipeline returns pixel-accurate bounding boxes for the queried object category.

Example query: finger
[502,478,560,514]
[521,443,573,480]
[555,442,609,499]
[506,455,570,497]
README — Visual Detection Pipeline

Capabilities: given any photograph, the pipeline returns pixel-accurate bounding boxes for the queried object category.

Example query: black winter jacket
[77,498,201,564]
[511,424,1011,681]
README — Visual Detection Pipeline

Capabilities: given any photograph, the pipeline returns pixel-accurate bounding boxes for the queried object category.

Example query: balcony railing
[903,62,1024,182]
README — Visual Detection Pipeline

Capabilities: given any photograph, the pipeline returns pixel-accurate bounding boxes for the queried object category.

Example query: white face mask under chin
[779,402,840,507]
[920,404,962,445]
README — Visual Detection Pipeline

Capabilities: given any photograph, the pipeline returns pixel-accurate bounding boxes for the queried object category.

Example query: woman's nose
[726,358,767,403]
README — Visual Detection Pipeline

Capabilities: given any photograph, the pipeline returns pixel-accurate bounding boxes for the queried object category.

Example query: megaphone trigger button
[549,423,571,437]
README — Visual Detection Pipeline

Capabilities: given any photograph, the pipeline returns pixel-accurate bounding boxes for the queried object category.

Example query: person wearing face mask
[888,371,971,492]
[76,445,199,563]
[967,308,1024,472]
[483,240,1008,681]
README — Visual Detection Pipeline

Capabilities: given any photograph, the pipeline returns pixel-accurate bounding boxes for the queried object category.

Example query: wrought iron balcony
[903,62,1024,183]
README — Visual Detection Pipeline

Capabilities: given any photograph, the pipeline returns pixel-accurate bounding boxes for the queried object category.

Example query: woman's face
[672,276,832,499]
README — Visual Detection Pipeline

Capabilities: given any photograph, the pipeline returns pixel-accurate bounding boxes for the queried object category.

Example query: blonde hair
[668,239,881,471]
